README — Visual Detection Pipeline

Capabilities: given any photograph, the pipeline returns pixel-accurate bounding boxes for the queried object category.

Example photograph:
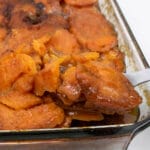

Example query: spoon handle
[124,116,150,150]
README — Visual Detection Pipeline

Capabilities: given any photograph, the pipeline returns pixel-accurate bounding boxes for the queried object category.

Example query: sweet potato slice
[58,67,81,106]
[0,53,37,93]
[69,7,117,52]
[99,48,125,72]
[0,91,42,110]
[72,52,100,63]
[13,74,34,93]
[76,62,142,114]
[50,29,80,55]
[34,58,65,96]
[0,102,64,130]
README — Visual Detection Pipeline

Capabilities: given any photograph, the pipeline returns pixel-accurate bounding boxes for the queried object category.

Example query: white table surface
[117,1,150,150]
[117,0,150,66]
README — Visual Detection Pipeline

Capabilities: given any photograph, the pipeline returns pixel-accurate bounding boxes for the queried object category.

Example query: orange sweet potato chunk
[13,74,34,93]
[34,59,62,96]
[100,49,125,72]
[0,91,42,110]
[58,67,81,106]
[32,35,51,57]
[72,52,100,63]
[50,29,80,55]
[76,62,142,114]
[0,53,37,93]
[69,7,117,52]
[0,102,65,130]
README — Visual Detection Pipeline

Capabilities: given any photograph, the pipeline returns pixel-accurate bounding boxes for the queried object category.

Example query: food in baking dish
[0,0,141,129]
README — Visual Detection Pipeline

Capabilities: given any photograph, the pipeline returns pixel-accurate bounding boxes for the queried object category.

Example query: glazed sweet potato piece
[34,0,62,14]
[72,52,100,63]
[0,0,142,129]
[69,7,117,52]
[76,62,142,114]
[13,74,34,93]
[99,49,125,72]
[0,13,68,56]
[0,91,42,110]
[32,35,51,56]
[64,0,97,6]
[0,53,37,93]
[0,28,7,41]
[58,67,81,106]
[12,1,36,15]
[34,58,64,96]
[0,102,64,130]
[50,29,80,55]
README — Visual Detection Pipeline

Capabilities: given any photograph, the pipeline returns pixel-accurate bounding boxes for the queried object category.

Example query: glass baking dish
[0,0,150,149]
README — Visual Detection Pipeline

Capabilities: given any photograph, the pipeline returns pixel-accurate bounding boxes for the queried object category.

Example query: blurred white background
[117,1,150,149]
[128,127,150,150]
[117,0,150,66]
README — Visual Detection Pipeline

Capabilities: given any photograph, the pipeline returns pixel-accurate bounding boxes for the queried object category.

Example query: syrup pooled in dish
[0,0,141,130]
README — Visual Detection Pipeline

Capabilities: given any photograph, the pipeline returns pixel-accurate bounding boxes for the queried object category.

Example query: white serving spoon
[125,68,150,150]
[125,68,150,86]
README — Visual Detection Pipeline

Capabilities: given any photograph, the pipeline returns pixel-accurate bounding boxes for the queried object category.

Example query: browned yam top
[99,48,125,72]
[0,0,142,129]
[50,29,81,55]
[0,91,42,110]
[58,66,81,106]
[76,62,142,114]
[69,7,117,52]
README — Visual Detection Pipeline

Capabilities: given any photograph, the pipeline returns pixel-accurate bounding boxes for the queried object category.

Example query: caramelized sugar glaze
[0,0,141,130]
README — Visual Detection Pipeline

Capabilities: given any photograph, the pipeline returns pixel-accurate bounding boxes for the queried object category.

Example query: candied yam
[32,35,51,56]
[64,0,97,6]
[32,40,46,56]
[9,11,28,29]
[100,49,125,72]
[0,0,141,129]
[13,2,36,14]
[34,0,62,14]
[34,58,65,96]
[53,55,72,65]
[76,62,142,114]
[13,74,34,93]
[0,28,7,41]
[0,53,37,93]
[14,43,34,55]
[72,52,100,63]
[58,67,81,106]
[30,54,42,70]
[43,53,51,64]
[18,54,37,74]
[50,29,80,55]
[0,13,68,56]
[34,64,59,96]
[0,91,42,110]
[0,102,65,130]
[69,7,117,52]
[44,54,71,65]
